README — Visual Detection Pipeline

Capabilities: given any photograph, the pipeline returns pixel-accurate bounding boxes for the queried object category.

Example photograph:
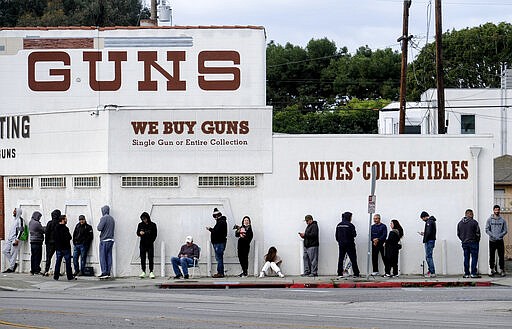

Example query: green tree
[407,22,512,100]
[0,0,143,27]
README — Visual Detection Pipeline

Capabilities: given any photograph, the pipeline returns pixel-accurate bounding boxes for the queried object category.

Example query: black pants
[140,244,154,272]
[337,244,360,276]
[385,247,399,276]
[30,243,43,274]
[489,240,505,271]
[372,241,385,272]
[44,243,56,273]
[238,242,250,274]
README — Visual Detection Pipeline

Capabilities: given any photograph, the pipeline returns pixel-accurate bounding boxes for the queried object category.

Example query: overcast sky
[149,0,512,57]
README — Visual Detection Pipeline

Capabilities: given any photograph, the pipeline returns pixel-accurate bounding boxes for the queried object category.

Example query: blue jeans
[73,244,89,273]
[462,242,479,275]
[171,256,194,276]
[424,240,436,274]
[99,240,114,276]
[54,249,73,280]
[213,243,226,275]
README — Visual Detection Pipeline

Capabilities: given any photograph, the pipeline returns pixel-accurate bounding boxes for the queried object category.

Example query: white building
[1,27,495,277]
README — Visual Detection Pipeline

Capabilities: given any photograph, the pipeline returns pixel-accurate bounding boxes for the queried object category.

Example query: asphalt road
[1,287,511,329]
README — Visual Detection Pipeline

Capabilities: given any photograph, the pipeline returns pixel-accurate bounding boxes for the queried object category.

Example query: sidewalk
[2,272,512,291]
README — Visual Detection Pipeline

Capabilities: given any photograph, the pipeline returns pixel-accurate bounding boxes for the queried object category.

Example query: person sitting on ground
[259,246,285,278]
[170,236,200,279]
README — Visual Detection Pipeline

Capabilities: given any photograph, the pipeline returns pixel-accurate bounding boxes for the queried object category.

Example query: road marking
[0,320,50,329]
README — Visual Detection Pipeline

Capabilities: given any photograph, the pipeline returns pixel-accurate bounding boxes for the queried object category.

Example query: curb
[160,280,493,289]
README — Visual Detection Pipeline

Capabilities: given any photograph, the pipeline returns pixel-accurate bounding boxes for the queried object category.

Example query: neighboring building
[0,27,495,276]
[494,155,512,259]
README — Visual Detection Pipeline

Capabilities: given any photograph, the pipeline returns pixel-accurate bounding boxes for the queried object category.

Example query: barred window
[7,177,33,189]
[198,175,256,187]
[74,176,101,188]
[40,177,66,188]
[121,176,179,187]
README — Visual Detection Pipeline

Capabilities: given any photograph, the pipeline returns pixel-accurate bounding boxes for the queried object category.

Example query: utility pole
[151,0,158,24]
[398,0,412,134]
[435,0,446,134]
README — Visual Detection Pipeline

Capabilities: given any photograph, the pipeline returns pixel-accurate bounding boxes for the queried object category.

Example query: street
[1,286,511,329]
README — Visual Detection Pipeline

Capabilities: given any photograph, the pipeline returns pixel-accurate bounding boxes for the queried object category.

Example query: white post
[442,239,447,275]
[253,240,259,277]
[206,243,212,277]
[160,241,166,278]
[112,243,117,277]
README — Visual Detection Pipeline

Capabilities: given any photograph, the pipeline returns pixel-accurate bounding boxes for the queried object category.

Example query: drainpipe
[469,146,482,220]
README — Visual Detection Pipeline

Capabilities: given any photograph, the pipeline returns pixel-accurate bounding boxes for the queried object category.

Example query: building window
[404,125,421,134]
[40,177,66,188]
[198,175,256,187]
[121,176,179,187]
[74,176,101,188]
[461,115,475,134]
[7,177,33,189]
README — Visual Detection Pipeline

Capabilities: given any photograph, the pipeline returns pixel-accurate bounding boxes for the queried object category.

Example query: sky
[147,0,512,57]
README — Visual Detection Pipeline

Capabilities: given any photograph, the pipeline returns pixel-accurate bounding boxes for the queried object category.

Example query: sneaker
[301,273,311,277]
[393,274,399,278]
[308,273,317,277]
[212,273,224,278]
[463,274,470,278]
[139,271,146,278]
[2,268,13,273]
[98,274,108,279]
[500,271,506,277]
[259,272,265,278]
[384,273,392,277]
[184,274,189,279]
[278,272,285,278]
[149,272,155,279]
[425,273,436,278]
[173,274,183,279]
[42,272,50,277]
[470,274,481,278]
[489,271,496,277]
[371,272,379,276]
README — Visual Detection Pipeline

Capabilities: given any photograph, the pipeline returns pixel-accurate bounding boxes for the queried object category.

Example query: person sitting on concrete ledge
[259,246,285,278]
[170,236,200,279]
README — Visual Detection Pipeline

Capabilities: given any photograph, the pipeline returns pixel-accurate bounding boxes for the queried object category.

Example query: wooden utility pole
[435,0,446,134]
[398,0,412,134]
[151,0,158,23]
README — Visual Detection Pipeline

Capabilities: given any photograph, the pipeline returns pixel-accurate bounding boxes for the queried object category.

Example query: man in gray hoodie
[97,205,115,279]
[457,209,481,278]
[29,211,45,275]
[485,205,508,277]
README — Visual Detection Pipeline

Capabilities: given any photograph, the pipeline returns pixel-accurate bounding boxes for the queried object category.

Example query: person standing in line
[259,246,285,278]
[206,208,228,278]
[235,216,253,277]
[335,211,360,277]
[137,211,157,279]
[54,214,75,280]
[299,214,319,277]
[170,235,200,279]
[485,205,508,277]
[457,209,481,278]
[97,205,115,279]
[72,215,94,276]
[419,211,437,278]
[370,213,387,276]
[29,211,45,275]
[2,208,24,273]
[384,219,404,278]
[42,209,61,276]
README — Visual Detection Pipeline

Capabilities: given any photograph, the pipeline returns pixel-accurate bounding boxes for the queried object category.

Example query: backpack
[18,219,29,241]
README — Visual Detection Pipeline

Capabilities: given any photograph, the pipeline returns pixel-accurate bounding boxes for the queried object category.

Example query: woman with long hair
[259,246,284,278]
[235,216,253,277]
[384,219,404,277]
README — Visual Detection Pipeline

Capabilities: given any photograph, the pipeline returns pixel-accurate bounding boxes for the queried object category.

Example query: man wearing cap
[299,214,319,277]
[170,236,200,279]
[72,215,93,277]
[419,211,437,278]
[206,208,228,278]
[136,212,158,279]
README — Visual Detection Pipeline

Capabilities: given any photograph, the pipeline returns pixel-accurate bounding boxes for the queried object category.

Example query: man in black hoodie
[206,208,227,278]
[43,209,61,276]
[54,214,75,280]
[72,215,93,276]
[419,211,437,278]
[299,214,319,277]
[136,212,157,279]
[457,209,481,278]
[335,212,360,277]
